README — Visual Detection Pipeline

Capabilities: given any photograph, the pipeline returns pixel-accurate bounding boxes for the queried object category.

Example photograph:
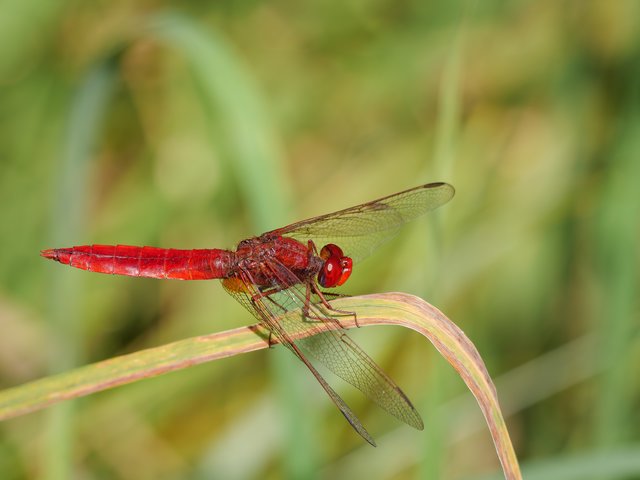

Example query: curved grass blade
[0,293,520,479]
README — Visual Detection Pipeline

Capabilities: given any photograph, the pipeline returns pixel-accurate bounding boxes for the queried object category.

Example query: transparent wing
[264,258,424,430]
[221,272,377,446]
[269,182,454,262]
[222,258,424,439]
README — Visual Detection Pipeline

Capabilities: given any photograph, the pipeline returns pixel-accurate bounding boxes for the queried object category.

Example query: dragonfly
[41,182,454,446]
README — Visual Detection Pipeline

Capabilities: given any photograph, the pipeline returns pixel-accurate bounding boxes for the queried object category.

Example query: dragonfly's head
[317,243,353,288]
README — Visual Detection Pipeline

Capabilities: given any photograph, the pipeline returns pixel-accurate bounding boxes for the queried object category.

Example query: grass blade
[0,293,520,479]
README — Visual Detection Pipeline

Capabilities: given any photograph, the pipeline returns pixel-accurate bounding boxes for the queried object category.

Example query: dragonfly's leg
[250,286,288,315]
[319,291,358,321]
[310,282,359,327]
[321,291,350,300]
[307,239,319,255]
[263,294,288,315]
[301,281,332,323]
[250,284,305,324]
[319,291,359,325]
[254,286,282,298]
[298,281,346,327]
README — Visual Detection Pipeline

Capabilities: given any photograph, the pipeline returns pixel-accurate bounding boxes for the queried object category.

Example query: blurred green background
[1,0,639,479]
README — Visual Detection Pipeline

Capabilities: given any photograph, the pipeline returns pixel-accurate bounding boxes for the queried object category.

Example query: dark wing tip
[352,423,377,446]
[423,181,455,199]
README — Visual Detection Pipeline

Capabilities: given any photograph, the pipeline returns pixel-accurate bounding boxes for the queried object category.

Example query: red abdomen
[41,245,232,280]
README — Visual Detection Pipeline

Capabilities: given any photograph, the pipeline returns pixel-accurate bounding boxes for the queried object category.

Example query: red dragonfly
[42,182,454,446]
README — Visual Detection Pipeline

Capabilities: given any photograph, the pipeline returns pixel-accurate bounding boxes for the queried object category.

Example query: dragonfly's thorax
[231,234,322,287]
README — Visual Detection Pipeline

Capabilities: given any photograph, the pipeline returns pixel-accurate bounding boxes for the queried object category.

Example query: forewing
[269,182,454,262]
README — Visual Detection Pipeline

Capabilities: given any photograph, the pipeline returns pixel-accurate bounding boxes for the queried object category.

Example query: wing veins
[262,259,424,430]
[221,269,377,445]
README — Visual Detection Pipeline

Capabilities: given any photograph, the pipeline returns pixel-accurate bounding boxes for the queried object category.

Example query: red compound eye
[318,244,353,288]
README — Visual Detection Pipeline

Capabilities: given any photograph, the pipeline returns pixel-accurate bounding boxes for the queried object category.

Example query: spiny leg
[300,280,336,324]
[307,281,359,327]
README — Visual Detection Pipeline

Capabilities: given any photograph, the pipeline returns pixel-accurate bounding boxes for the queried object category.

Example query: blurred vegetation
[0,0,639,479]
